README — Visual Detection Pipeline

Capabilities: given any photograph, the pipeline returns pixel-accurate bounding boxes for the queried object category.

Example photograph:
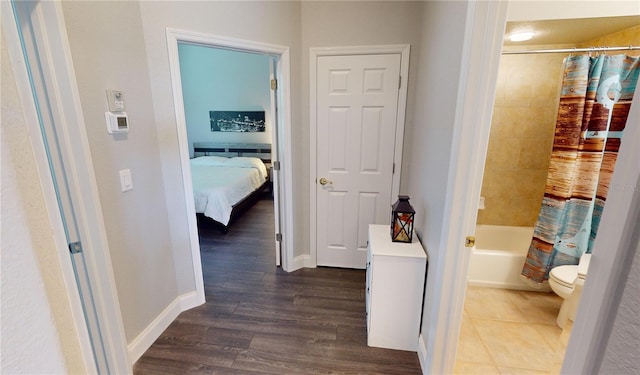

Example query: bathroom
[455,16,640,374]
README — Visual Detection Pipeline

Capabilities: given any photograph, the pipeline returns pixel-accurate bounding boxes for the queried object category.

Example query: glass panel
[11,1,109,373]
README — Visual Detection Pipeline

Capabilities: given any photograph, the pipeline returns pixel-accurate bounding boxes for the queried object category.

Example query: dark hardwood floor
[134,196,422,374]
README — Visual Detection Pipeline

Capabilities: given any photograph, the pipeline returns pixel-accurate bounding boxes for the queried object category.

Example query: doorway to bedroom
[178,43,277,249]
[178,43,277,241]
[167,30,292,278]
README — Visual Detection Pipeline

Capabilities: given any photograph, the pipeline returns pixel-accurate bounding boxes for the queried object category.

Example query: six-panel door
[316,54,401,269]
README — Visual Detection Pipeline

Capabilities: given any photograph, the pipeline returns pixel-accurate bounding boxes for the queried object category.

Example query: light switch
[119,169,133,192]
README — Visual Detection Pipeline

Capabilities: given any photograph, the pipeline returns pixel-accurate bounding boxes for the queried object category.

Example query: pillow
[226,157,268,180]
[225,157,263,169]
[189,156,228,167]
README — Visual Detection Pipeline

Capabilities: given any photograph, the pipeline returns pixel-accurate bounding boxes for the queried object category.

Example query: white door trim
[427,1,640,374]
[417,2,507,372]
[165,28,296,272]
[269,57,282,267]
[2,1,131,372]
[309,44,410,267]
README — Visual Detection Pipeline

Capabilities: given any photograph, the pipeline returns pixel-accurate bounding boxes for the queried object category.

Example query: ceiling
[504,15,640,47]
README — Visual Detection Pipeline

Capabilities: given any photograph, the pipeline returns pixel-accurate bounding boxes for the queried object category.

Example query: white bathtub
[468,225,540,291]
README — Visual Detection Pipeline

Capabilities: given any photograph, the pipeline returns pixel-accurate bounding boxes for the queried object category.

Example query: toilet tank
[578,253,592,278]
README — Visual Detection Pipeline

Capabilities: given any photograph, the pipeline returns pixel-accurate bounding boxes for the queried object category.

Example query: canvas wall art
[210,111,266,132]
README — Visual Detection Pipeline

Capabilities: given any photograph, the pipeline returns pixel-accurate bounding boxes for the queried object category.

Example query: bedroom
[178,44,278,237]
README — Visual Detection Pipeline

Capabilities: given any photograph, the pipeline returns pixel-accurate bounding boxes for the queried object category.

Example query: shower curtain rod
[502,45,640,55]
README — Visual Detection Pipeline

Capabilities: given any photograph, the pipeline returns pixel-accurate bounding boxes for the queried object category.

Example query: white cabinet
[366,224,427,351]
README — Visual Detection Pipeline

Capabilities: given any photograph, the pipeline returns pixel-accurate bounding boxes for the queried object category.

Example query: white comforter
[190,156,268,225]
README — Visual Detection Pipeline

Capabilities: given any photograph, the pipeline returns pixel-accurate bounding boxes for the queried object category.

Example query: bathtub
[467,225,540,291]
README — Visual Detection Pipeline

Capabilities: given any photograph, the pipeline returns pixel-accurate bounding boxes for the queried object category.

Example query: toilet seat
[550,265,578,288]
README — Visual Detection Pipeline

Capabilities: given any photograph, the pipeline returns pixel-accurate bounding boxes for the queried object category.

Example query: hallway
[134,199,422,374]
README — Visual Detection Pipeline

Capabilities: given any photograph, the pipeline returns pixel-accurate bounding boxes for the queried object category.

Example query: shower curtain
[521,54,640,286]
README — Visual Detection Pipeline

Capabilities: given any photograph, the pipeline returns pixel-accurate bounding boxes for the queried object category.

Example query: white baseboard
[418,333,428,374]
[179,290,205,311]
[292,254,316,270]
[128,291,201,364]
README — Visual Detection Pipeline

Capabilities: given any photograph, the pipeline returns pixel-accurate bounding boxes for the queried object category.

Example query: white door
[316,54,401,269]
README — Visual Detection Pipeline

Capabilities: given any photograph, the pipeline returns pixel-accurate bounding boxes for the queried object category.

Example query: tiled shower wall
[476,51,565,226]
[477,25,640,227]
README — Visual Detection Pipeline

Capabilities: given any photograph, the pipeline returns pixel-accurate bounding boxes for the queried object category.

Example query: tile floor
[454,286,573,374]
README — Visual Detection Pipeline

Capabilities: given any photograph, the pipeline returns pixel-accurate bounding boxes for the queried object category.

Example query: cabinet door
[367,254,425,351]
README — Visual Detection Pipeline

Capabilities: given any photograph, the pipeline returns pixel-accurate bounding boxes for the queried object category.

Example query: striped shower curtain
[521,54,640,286]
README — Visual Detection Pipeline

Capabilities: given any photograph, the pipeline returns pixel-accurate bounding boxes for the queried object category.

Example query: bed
[191,142,271,233]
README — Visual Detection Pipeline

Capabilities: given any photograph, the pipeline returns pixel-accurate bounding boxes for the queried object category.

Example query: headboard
[193,142,272,164]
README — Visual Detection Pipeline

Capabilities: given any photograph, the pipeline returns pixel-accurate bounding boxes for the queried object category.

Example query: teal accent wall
[178,44,272,156]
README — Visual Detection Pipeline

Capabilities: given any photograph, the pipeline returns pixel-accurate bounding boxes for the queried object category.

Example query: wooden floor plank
[232,301,366,327]
[233,346,419,375]
[134,198,422,374]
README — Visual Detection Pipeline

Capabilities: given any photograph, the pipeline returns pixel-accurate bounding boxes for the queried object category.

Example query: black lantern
[391,195,415,243]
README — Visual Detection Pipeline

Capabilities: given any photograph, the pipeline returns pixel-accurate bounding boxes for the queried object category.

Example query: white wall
[300,0,423,188]
[405,0,469,356]
[138,0,303,258]
[178,45,272,157]
[61,1,179,343]
[137,1,424,263]
[1,31,86,374]
[301,0,424,259]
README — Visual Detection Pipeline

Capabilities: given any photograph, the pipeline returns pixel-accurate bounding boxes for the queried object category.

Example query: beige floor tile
[559,320,573,349]
[472,319,564,372]
[550,360,563,375]
[457,313,495,364]
[531,323,565,352]
[454,360,500,375]
[459,287,570,375]
[464,287,528,322]
[506,291,562,325]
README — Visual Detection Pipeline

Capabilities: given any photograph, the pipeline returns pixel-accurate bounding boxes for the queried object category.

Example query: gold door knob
[319,177,332,185]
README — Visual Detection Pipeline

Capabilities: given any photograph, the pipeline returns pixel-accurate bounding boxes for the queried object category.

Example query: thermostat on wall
[105,111,129,134]
[106,89,125,112]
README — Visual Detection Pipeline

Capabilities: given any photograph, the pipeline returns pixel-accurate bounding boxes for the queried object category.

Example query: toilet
[548,253,592,328]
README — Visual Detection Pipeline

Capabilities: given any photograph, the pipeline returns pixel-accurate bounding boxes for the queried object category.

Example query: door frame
[309,45,411,267]
[2,1,130,372]
[165,29,295,272]
[269,56,283,266]
[416,2,507,372]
